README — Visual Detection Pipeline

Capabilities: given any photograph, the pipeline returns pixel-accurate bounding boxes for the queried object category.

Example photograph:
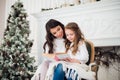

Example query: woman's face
[50,25,64,38]
[65,29,75,42]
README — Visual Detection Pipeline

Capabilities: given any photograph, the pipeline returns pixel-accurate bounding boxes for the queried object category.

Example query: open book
[42,53,70,61]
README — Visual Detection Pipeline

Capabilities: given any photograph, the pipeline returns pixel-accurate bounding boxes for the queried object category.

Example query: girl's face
[50,25,64,38]
[65,29,75,42]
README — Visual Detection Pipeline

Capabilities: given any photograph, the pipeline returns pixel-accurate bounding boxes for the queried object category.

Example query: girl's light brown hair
[65,22,85,55]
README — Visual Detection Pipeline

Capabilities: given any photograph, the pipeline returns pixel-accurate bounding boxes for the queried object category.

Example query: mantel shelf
[34,0,120,18]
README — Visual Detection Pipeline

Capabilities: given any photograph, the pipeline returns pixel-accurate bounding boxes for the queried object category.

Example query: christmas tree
[0,0,37,80]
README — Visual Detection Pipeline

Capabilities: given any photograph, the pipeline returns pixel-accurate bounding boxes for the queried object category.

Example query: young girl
[64,22,88,64]
[50,22,95,80]
[31,19,66,80]
[64,22,89,80]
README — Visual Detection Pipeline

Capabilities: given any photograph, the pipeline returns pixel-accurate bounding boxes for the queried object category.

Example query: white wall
[0,0,6,45]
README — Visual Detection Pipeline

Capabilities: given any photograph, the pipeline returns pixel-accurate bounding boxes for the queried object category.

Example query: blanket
[45,61,95,80]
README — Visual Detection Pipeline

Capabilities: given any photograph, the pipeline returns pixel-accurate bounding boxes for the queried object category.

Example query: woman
[31,19,66,80]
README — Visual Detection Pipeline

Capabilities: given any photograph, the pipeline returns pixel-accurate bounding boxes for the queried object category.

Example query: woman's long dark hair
[43,19,66,53]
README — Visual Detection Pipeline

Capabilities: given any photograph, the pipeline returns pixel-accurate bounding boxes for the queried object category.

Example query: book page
[42,53,70,61]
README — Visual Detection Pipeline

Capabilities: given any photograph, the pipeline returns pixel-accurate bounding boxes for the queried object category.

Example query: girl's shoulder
[78,40,86,46]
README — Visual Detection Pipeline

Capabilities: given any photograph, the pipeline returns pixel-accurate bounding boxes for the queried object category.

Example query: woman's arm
[42,53,56,58]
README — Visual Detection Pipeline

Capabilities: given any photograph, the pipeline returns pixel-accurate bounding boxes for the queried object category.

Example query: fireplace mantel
[32,0,120,47]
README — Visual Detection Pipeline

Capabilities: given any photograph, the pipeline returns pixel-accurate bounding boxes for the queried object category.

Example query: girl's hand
[60,58,71,62]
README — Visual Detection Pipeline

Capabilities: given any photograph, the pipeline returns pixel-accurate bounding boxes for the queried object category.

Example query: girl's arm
[66,41,89,64]
[76,41,89,64]
[68,58,81,64]
[60,57,81,64]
